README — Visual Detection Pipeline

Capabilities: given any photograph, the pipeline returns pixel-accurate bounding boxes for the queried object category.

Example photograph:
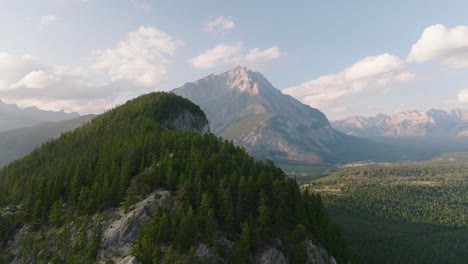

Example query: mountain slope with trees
[0,92,349,263]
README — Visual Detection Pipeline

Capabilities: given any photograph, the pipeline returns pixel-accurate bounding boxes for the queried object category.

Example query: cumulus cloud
[189,43,285,69]
[10,71,60,89]
[0,54,94,112]
[407,24,468,68]
[245,47,284,62]
[0,27,182,114]
[203,16,235,32]
[92,26,182,87]
[283,53,415,108]
[189,43,243,69]
[0,56,170,115]
[458,89,468,103]
[0,53,42,84]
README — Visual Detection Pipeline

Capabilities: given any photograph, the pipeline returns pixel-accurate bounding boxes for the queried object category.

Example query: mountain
[173,66,402,164]
[0,92,348,263]
[332,109,468,137]
[0,99,79,131]
[0,115,95,167]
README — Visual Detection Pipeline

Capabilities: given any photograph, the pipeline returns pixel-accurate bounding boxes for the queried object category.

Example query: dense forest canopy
[309,162,468,263]
[0,92,349,263]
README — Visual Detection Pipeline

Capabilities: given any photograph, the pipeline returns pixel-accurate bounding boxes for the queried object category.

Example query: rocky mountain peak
[172,67,393,164]
[333,108,468,137]
[221,65,273,95]
[386,110,435,125]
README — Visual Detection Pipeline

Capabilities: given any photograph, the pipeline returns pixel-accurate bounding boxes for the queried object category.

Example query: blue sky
[1,0,468,119]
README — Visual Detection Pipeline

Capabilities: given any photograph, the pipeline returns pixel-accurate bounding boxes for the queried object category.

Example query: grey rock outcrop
[256,247,288,264]
[117,255,142,264]
[99,190,173,262]
[305,239,329,264]
[162,109,210,134]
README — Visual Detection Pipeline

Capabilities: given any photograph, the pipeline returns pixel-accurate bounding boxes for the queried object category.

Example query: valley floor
[329,208,468,264]
[306,160,468,263]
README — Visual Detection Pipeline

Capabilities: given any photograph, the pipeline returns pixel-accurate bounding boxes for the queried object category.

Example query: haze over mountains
[0,115,94,167]
[173,66,401,164]
[0,100,79,131]
[332,109,468,137]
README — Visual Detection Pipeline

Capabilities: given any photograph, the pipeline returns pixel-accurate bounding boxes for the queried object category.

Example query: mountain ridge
[0,99,79,131]
[332,108,468,137]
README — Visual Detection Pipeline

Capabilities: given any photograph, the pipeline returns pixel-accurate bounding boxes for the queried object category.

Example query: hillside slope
[0,115,95,167]
[0,92,348,263]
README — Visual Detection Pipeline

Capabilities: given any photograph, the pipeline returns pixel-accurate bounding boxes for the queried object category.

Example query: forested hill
[0,92,349,263]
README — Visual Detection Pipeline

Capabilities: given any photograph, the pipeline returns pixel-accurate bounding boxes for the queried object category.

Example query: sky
[1,0,468,120]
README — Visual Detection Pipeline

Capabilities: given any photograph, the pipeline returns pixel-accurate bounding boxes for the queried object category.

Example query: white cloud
[407,24,468,68]
[203,16,235,32]
[283,53,415,108]
[457,89,468,103]
[189,43,285,69]
[245,47,285,62]
[0,80,7,91]
[130,0,152,12]
[0,53,42,83]
[0,52,161,114]
[10,70,60,89]
[40,14,60,27]
[189,43,243,69]
[92,26,182,87]
[0,27,183,114]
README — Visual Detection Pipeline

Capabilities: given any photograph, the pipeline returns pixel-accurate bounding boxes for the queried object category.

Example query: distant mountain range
[0,115,95,167]
[0,99,79,131]
[332,109,468,137]
[173,66,401,164]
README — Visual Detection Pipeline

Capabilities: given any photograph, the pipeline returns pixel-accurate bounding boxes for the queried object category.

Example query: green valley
[308,162,468,263]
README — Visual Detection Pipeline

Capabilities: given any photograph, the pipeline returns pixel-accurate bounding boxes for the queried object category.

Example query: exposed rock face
[195,243,219,263]
[254,240,336,264]
[99,190,173,262]
[173,66,383,164]
[333,109,468,137]
[305,239,329,264]
[117,255,142,264]
[162,109,210,134]
[256,247,288,264]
